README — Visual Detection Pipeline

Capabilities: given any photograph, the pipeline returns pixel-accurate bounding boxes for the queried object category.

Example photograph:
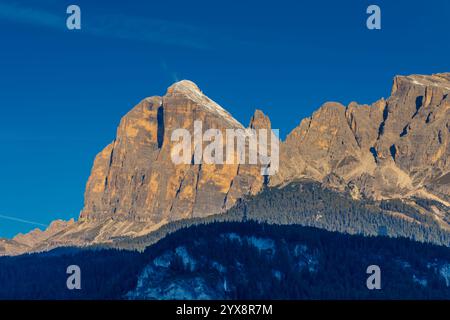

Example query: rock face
[80,81,265,224]
[2,74,449,256]
[273,73,450,204]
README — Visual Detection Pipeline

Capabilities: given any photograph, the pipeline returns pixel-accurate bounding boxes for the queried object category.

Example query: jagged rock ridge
[273,73,450,206]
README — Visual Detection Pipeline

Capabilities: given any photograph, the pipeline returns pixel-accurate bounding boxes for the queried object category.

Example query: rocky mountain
[80,80,264,223]
[273,74,450,206]
[1,73,449,256]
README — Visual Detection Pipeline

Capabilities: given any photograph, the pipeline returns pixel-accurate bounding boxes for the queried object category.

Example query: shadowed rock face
[2,74,449,256]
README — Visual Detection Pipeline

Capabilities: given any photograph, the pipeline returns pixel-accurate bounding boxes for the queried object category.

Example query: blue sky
[0,0,449,238]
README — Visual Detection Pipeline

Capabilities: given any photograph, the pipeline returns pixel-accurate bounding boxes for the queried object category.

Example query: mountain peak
[166,80,201,95]
[165,80,243,128]
[249,109,271,129]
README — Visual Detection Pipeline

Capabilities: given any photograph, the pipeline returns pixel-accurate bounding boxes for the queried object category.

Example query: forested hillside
[0,221,449,300]
[112,181,450,251]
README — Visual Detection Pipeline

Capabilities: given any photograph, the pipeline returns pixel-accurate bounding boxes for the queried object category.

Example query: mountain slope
[102,181,450,252]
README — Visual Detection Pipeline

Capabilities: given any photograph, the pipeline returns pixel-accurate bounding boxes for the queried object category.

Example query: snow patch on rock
[439,264,450,287]
[412,274,428,287]
[153,252,172,268]
[248,237,275,251]
[294,244,319,273]
[175,246,197,271]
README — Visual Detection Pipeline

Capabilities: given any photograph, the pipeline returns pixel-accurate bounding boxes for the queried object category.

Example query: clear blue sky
[0,0,449,238]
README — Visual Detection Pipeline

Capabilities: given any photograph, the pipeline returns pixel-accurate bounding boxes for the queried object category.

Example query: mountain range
[1,73,449,256]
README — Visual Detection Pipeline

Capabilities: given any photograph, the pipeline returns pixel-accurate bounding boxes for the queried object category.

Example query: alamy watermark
[66,4,380,31]
[66,265,81,290]
[170,121,279,176]
[66,5,81,30]
[367,5,381,30]
[366,265,381,290]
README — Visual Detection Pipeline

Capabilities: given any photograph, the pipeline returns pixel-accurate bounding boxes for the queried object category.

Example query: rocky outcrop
[12,219,75,248]
[0,238,29,255]
[1,74,449,256]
